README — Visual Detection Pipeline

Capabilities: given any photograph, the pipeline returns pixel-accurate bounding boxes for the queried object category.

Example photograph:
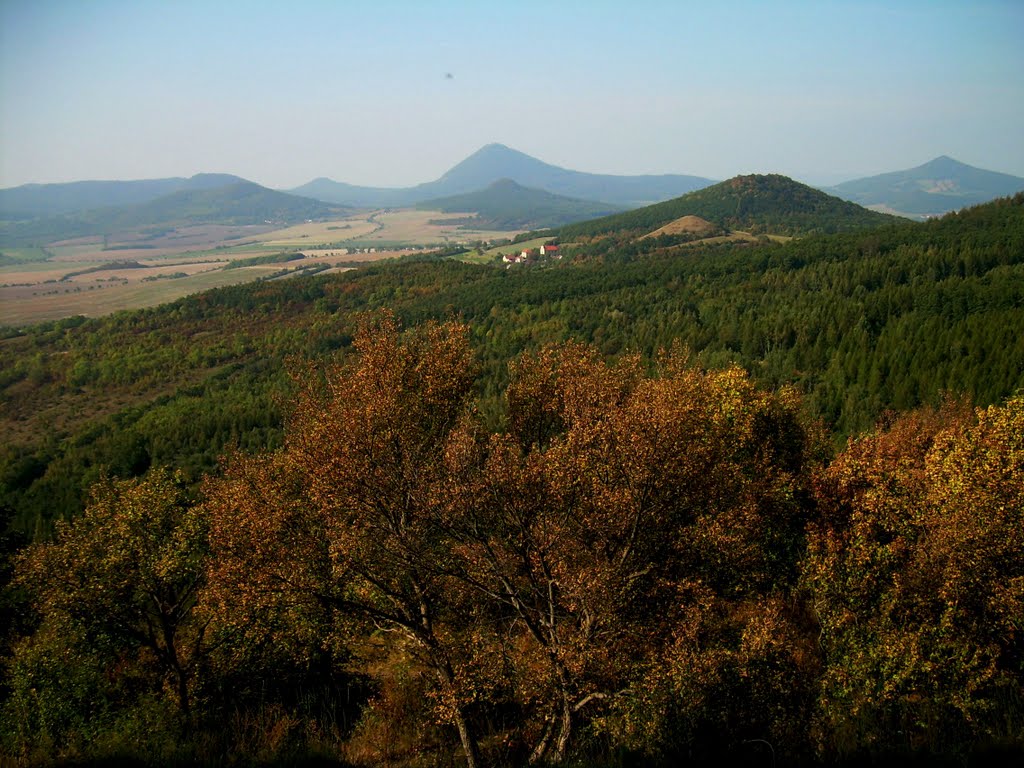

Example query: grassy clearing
[661,230,793,249]
[727,230,793,243]
[455,250,499,265]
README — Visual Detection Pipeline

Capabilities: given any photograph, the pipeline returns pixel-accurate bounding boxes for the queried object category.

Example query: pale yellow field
[0,266,283,326]
[45,224,275,263]
[1,258,232,286]
[47,243,112,262]
[259,216,382,246]
[69,261,226,284]
[51,245,228,262]
[362,210,523,244]
[1,263,75,283]
[261,210,525,247]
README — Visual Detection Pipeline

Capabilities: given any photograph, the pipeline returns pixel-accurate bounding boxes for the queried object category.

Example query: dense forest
[555,174,902,240]
[1,194,1023,766]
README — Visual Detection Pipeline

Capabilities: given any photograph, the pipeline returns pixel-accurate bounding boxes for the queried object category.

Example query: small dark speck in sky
[445,72,454,79]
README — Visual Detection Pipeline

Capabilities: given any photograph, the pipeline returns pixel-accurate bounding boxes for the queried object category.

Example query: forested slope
[2,195,1022,538]
[2,195,1024,767]
[2,318,1022,767]
[555,173,903,239]
[0,181,345,246]
[417,178,623,229]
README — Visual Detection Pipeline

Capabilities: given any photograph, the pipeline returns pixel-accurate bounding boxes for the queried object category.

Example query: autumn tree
[203,312,487,768]
[804,396,1024,760]
[441,342,823,763]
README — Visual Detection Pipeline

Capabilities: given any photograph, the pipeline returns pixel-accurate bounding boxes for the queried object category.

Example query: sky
[1,0,1022,190]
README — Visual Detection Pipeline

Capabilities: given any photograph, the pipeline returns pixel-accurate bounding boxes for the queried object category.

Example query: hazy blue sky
[2,0,1022,189]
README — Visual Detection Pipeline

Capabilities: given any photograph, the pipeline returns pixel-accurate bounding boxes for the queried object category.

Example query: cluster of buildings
[500,243,560,266]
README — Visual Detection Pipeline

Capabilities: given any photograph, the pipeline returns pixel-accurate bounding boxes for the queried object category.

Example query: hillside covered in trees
[0,181,347,247]
[555,174,903,241]
[1,194,1023,766]
[0,174,249,220]
[417,178,623,229]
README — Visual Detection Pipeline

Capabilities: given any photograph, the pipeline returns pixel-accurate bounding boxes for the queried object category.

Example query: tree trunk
[176,663,191,718]
[155,606,191,717]
[453,707,481,768]
[528,709,556,764]
[436,661,481,768]
[553,692,573,764]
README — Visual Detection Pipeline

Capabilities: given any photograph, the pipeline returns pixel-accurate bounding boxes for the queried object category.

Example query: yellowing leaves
[13,309,1021,765]
[804,395,1024,752]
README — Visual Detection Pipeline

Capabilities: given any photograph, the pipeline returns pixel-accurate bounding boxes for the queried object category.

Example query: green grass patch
[0,246,52,265]
[174,243,277,259]
[340,240,435,249]
[223,251,305,269]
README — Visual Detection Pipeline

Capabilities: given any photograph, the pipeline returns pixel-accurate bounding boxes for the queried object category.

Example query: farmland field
[259,217,382,246]
[0,267,280,326]
[255,210,523,249]
[355,210,523,244]
[0,211,524,326]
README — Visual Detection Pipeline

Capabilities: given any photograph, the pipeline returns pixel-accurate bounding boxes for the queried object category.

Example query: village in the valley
[499,242,560,266]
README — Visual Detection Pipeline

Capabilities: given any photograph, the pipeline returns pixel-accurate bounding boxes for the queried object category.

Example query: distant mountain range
[291,144,716,208]
[0,174,247,220]
[4,149,1022,248]
[556,174,900,240]
[418,178,624,229]
[0,181,345,246]
[830,156,1024,218]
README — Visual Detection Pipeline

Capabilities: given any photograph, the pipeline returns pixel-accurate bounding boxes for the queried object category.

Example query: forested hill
[417,178,623,229]
[109,181,345,226]
[556,173,904,240]
[0,173,247,220]
[2,193,1022,538]
[0,182,346,246]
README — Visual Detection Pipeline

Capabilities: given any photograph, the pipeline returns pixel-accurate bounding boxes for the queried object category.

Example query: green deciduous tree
[7,469,208,755]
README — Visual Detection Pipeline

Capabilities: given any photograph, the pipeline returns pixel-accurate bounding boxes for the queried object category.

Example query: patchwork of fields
[0,210,524,326]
